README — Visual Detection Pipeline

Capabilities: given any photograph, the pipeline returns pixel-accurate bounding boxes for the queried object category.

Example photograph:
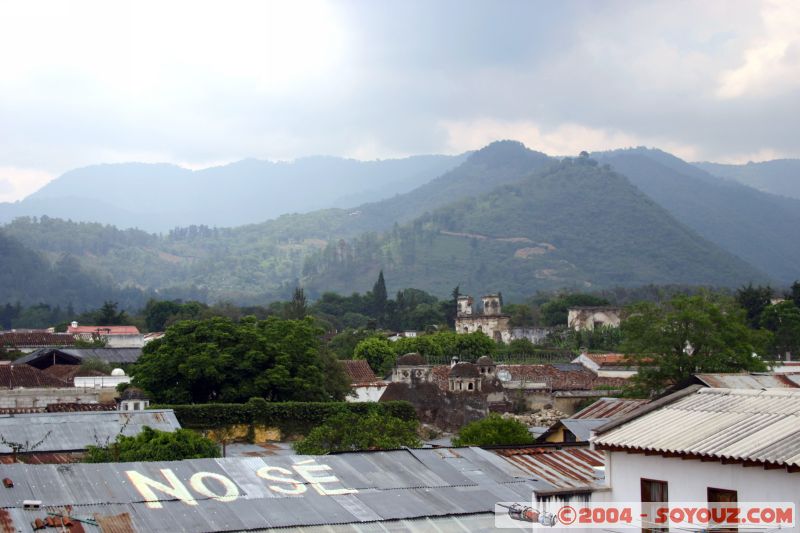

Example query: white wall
[347,385,388,402]
[74,375,131,388]
[607,451,800,508]
[0,387,104,408]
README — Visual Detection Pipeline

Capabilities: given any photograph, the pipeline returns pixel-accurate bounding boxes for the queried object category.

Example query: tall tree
[735,283,773,328]
[284,287,308,320]
[760,301,800,359]
[622,294,770,397]
[791,281,800,308]
[372,271,388,322]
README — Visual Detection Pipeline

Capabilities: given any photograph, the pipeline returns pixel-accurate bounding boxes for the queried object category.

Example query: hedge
[152,400,417,436]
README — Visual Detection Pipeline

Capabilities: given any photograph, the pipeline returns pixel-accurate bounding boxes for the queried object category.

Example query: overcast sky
[1,0,798,201]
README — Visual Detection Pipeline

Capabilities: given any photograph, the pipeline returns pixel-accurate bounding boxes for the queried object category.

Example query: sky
[0,0,798,202]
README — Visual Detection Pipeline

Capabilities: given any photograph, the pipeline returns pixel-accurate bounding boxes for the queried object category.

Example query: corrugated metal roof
[593,387,800,468]
[16,348,143,366]
[0,409,181,454]
[492,446,605,490]
[0,448,541,532]
[560,419,610,441]
[572,397,649,419]
[694,372,800,389]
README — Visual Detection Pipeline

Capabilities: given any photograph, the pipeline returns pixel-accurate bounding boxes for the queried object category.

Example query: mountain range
[1,141,797,307]
[696,159,800,200]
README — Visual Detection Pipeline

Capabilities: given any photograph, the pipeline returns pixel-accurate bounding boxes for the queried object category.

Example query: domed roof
[111,368,126,376]
[396,352,427,366]
[476,355,495,366]
[449,362,480,378]
[121,387,148,400]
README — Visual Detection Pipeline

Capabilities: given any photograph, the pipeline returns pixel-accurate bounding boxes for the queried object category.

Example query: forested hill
[0,230,148,310]
[0,141,555,303]
[695,159,800,200]
[301,156,767,300]
[595,148,800,283]
[0,154,466,232]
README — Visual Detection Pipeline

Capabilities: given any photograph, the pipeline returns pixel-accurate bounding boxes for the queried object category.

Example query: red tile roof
[339,359,378,384]
[584,353,628,366]
[67,325,140,335]
[428,364,623,391]
[0,331,76,348]
[0,365,70,388]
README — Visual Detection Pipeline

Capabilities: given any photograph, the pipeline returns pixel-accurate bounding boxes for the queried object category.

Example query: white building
[567,306,622,331]
[592,386,800,530]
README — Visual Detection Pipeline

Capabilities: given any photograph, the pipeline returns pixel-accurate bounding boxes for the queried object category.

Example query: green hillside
[595,148,800,283]
[1,142,552,302]
[302,156,767,299]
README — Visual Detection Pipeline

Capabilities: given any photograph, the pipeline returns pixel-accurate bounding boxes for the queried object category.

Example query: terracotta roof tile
[43,365,106,381]
[339,360,378,384]
[0,332,76,348]
[0,365,70,388]
[67,325,140,335]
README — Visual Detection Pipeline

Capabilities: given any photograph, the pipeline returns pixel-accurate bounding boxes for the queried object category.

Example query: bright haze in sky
[0,0,798,201]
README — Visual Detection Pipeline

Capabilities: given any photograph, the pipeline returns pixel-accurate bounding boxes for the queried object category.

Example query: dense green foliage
[84,426,220,462]
[132,316,350,403]
[293,411,420,454]
[622,294,770,397]
[452,414,534,446]
[162,399,417,436]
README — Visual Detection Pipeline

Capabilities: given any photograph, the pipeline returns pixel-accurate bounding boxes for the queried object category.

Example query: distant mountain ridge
[1,140,797,306]
[594,148,800,283]
[695,159,800,200]
[0,154,467,232]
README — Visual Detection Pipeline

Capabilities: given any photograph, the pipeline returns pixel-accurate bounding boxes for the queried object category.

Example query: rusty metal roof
[571,397,649,419]
[492,446,605,490]
[593,387,800,468]
[0,447,543,532]
[0,409,180,454]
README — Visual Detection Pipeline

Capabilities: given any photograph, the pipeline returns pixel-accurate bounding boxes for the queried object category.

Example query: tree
[84,426,220,462]
[760,301,800,359]
[293,411,419,454]
[284,287,307,320]
[452,414,533,446]
[622,294,770,397]
[132,316,349,403]
[791,281,800,308]
[143,299,183,331]
[735,283,774,328]
[95,301,128,326]
[353,337,396,376]
[372,271,388,321]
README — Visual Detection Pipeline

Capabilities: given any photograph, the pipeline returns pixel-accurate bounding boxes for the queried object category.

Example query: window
[467,382,474,390]
[641,479,668,533]
[708,487,738,532]
[563,429,576,443]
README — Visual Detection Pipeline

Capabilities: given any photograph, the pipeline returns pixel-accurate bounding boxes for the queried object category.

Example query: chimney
[451,356,459,368]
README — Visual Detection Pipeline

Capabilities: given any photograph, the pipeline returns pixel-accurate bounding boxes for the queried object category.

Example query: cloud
[717,0,800,99]
[0,168,53,202]
[0,0,798,202]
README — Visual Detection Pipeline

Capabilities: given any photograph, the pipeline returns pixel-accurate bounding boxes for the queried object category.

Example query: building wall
[103,334,145,348]
[74,376,131,388]
[606,451,800,508]
[568,309,622,331]
[0,387,107,408]
[347,385,388,403]
[455,315,512,343]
